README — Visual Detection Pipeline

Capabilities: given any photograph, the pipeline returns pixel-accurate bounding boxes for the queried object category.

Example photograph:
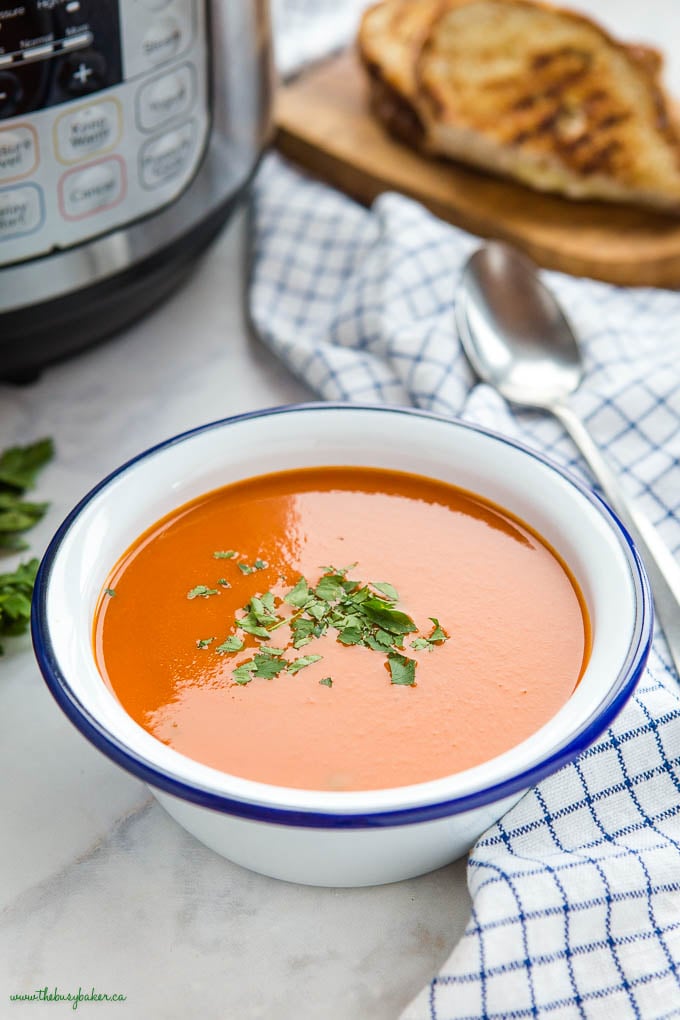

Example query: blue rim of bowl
[32,402,653,830]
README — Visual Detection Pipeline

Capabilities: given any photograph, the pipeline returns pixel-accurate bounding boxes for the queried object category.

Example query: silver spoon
[457,241,680,675]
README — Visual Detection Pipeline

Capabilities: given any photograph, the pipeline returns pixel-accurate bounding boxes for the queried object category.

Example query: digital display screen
[0,2,89,57]
[0,1,122,119]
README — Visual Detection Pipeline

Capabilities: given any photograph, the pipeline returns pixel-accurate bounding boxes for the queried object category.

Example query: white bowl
[32,404,652,887]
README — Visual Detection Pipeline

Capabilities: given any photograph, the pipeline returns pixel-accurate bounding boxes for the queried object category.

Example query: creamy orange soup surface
[94,466,590,792]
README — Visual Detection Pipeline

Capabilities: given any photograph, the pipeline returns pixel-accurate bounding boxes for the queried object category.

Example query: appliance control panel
[0,0,209,267]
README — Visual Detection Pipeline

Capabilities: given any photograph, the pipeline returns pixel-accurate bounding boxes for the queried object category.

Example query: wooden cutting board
[274,51,680,288]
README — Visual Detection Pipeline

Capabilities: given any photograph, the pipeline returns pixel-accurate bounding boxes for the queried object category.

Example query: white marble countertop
[0,210,470,1020]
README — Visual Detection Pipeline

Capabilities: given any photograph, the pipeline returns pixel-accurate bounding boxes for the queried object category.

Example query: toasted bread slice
[358,0,443,144]
[359,0,442,97]
[359,0,680,211]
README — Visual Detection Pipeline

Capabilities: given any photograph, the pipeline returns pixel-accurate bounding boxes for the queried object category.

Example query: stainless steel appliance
[0,0,272,379]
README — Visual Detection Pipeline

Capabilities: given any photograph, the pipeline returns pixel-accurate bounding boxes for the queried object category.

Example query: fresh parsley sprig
[0,438,54,492]
[0,558,39,656]
[0,438,53,553]
[0,438,55,655]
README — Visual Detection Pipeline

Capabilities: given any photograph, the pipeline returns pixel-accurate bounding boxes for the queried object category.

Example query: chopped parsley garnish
[196,562,448,689]
[411,617,449,651]
[104,588,116,597]
[216,635,243,654]
[213,550,237,559]
[252,650,287,679]
[370,581,399,602]
[237,557,269,576]
[361,598,417,635]
[284,577,309,608]
[315,573,345,603]
[290,615,315,648]
[236,612,271,639]
[428,618,448,643]
[249,594,277,624]
[337,626,363,646]
[196,637,215,649]
[387,651,416,686]
[287,653,323,675]
[233,661,256,685]
[187,584,219,600]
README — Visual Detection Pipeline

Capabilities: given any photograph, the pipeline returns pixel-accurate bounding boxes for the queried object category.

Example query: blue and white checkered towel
[249,151,680,1018]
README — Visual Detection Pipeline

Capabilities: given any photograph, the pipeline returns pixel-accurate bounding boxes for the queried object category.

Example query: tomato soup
[94,467,589,791]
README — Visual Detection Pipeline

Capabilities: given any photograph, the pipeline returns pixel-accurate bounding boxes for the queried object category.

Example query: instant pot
[0,0,272,379]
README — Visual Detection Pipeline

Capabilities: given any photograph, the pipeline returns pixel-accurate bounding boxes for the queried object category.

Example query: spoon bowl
[457,243,582,408]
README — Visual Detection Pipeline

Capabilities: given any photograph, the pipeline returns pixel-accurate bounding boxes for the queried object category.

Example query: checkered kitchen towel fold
[254,5,680,1017]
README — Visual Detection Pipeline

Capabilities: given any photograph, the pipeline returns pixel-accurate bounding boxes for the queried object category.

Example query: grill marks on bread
[358,0,680,210]
[496,46,632,175]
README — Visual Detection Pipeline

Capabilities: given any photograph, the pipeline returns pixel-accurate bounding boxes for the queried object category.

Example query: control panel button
[142,17,184,65]
[59,157,125,219]
[59,51,108,97]
[137,65,194,132]
[55,100,122,163]
[0,184,43,240]
[0,125,38,181]
[0,72,23,120]
[140,121,195,189]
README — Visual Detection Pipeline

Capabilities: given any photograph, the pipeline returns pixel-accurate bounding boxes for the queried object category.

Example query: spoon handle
[553,401,680,676]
